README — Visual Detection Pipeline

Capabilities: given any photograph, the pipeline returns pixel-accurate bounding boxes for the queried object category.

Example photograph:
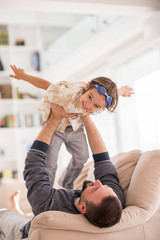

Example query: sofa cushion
[126,150,160,219]
[111,150,142,194]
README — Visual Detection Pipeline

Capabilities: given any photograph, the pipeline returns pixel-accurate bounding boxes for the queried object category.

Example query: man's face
[80,179,117,205]
[79,88,107,113]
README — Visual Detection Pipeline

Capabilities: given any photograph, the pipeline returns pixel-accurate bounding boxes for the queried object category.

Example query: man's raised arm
[82,115,107,154]
[24,104,77,216]
[36,104,76,144]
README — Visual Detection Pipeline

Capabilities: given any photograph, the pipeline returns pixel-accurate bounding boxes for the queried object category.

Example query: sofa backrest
[74,150,142,196]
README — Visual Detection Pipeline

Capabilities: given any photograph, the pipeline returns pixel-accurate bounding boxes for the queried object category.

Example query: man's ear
[85,82,90,90]
[79,202,86,214]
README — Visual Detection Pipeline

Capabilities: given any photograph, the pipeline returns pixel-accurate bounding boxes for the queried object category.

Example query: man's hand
[36,103,77,144]
[49,103,77,123]
[9,65,25,80]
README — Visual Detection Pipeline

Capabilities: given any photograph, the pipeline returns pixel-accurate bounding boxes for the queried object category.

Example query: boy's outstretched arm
[9,65,51,90]
[82,115,107,155]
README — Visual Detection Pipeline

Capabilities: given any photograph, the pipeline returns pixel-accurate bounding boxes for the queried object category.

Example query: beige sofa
[1,150,160,240]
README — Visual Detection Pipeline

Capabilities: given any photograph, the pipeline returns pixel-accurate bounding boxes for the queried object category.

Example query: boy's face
[79,87,107,113]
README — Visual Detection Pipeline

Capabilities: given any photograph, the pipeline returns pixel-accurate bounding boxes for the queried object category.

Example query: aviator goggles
[93,84,112,107]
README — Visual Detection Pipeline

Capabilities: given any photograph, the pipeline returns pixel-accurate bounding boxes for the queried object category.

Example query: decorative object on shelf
[0,147,5,156]
[0,57,4,71]
[16,88,41,99]
[0,84,12,99]
[12,170,18,179]
[16,88,24,99]
[31,51,41,71]
[2,169,12,178]
[0,119,5,127]
[15,38,25,46]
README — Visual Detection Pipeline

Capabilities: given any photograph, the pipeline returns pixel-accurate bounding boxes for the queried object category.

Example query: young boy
[10,65,133,189]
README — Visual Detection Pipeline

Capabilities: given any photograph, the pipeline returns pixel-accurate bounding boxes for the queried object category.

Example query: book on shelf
[0,119,5,128]
[16,112,25,128]
[0,84,12,99]
[0,113,43,128]
[0,169,18,179]
[31,51,41,71]
[25,113,33,127]
[0,115,14,128]
[4,115,15,128]
[2,169,12,178]
[16,112,43,128]
[0,30,9,45]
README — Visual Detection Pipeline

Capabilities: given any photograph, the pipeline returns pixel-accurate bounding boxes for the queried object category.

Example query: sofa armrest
[0,178,31,213]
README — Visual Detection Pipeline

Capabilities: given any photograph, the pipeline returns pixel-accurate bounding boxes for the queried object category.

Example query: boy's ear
[85,82,91,90]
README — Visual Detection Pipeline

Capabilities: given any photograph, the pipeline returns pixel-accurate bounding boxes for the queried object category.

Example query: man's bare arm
[36,104,77,145]
[82,115,107,154]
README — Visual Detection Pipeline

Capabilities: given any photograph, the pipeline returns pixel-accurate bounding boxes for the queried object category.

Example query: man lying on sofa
[0,103,125,240]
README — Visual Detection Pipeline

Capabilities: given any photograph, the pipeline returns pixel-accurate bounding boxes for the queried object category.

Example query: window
[134,70,160,151]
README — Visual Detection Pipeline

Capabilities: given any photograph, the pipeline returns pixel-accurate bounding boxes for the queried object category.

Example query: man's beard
[81,180,93,192]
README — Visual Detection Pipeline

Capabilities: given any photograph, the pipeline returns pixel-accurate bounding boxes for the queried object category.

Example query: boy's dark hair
[84,196,122,228]
[87,77,119,112]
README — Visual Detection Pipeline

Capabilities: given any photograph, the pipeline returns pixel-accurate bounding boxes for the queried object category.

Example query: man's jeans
[0,209,29,240]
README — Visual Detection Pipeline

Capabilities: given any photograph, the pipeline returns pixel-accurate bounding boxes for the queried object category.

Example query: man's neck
[74,197,81,212]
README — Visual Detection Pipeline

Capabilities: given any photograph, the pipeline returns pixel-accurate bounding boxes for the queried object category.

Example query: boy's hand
[118,86,134,97]
[9,65,25,80]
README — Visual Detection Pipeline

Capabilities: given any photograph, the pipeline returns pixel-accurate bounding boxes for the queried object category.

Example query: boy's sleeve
[38,82,65,120]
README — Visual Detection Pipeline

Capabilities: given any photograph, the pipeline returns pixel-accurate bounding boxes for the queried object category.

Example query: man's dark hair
[84,196,122,228]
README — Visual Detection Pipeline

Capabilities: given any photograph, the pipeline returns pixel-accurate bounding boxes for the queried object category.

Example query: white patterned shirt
[39,81,103,132]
